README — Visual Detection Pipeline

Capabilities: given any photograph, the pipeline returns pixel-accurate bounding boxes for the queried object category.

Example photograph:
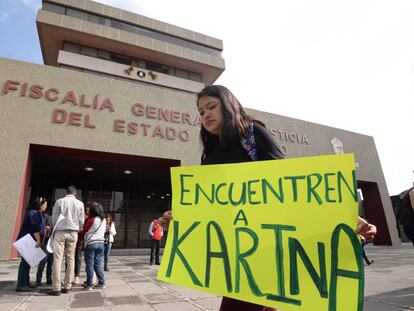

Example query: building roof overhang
[36,9,225,84]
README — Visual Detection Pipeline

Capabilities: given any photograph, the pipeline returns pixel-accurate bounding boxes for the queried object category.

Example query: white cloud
[0,11,9,23]
[21,0,41,12]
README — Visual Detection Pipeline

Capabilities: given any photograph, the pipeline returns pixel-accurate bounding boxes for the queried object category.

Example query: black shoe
[104,267,109,272]
[46,280,52,285]
[61,288,71,294]
[26,283,36,288]
[367,259,374,265]
[16,286,33,292]
[47,289,61,296]
[149,262,153,266]
[155,262,160,265]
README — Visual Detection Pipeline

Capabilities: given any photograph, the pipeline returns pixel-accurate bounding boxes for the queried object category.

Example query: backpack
[396,188,414,227]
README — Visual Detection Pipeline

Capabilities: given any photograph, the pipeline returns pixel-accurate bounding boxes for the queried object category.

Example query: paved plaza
[1,244,413,310]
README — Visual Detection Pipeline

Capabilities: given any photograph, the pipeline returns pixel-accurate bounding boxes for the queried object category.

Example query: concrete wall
[57,50,205,93]
[48,0,223,50]
[0,57,399,259]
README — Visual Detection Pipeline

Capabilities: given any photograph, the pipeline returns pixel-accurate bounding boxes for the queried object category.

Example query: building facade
[0,0,399,260]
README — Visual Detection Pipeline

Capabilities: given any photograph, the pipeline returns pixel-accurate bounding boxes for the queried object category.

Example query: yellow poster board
[157,154,364,311]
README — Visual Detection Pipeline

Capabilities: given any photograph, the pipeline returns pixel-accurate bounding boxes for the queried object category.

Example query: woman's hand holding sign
[357,216,377,241]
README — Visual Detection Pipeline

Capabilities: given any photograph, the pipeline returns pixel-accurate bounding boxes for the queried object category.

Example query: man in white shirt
[48,186,84,296]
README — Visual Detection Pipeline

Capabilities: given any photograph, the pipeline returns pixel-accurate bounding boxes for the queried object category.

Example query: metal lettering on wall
[2,80,201,142]
[268,128,310,156]
[1,80,310,151]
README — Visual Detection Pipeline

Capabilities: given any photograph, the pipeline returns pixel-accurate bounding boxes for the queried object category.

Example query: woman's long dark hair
[197,85,252,153]
[106,214,113,226]
[87,201,105,220]
[27,197,47,211]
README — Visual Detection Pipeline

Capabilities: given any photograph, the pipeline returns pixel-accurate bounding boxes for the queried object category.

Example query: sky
[0,0,413,195]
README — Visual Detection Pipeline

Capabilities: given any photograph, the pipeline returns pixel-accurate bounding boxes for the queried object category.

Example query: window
[88,14,105,25]
[131,59,140,67]
[66,8,89,20]
[63,42,81,54]
[175,69,189,79]
[189,72,202,82]
[97,50,111,60]
[119,23,137,33]
[110,20,124,30]
[80,46,98,58]
[42,3,66,15]
[110,53,132,65]
[146,62,169,74]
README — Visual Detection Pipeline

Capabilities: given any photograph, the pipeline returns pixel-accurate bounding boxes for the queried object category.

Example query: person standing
[197,85,283,311]
[103,214,116,271]
[161,85,377,310]
[73,202,92,285]
[195,85,378,311]
[400,188,414,245]
[15,197,47,292]
[360,235,374,265]
[82,202,106,290]
[149,217,163,265]
[47,186,84,296]
[35,208,53,286]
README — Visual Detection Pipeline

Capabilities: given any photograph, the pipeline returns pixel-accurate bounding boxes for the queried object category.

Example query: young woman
[163,85,377,310]
[16,197,48,292]
[197,85,283,311]
[196,85,378,311]
[103,214,116,271]
[82,201,106,290]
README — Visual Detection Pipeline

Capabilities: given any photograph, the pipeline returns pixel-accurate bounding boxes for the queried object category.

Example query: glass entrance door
[31,173,171,249]
[28,145,177,249]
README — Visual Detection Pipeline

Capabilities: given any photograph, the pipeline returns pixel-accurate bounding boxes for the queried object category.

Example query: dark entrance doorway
[358,180,392,245]
[27,144,179,249]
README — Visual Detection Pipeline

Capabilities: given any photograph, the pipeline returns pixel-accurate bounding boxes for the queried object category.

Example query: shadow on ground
[365,286,414,310]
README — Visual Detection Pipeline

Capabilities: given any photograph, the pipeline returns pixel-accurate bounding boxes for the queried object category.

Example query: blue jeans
[36,251,53,283]
[17,257,31,288]
[104,243,112,270]
[84,243,105,287]
[74,246,82,277]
